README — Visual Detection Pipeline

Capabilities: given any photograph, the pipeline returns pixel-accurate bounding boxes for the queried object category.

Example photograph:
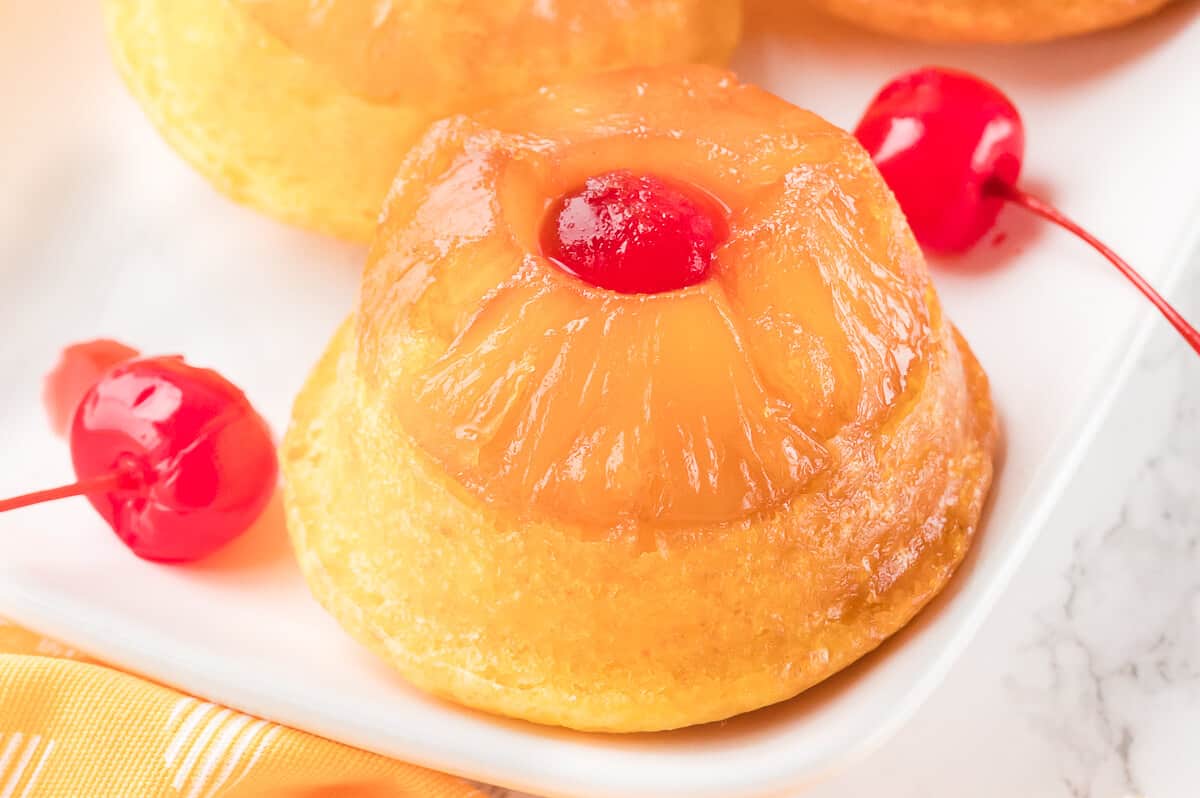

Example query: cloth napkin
[0,618,485,797]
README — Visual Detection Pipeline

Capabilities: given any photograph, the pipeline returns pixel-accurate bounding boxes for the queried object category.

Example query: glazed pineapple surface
[284,66,997,732]
[234,0,740,108]
[104,0,739,241]
[807,0,1174,42]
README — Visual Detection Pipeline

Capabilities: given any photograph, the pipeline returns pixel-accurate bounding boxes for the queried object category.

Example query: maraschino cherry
[1,342,278,562]
[856,66,1200,356]
[542,170,728,294]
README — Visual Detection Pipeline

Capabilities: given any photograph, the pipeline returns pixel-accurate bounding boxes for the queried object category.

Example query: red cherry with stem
[856,66,1200,357]
[1,350,278,562]
[855,67,1024,253]
[541,170,728,294]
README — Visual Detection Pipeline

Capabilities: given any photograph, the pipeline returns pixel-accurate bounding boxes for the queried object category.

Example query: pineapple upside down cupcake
[282,66,998,732]
[102,0,740,241]
[806,0,1174,42]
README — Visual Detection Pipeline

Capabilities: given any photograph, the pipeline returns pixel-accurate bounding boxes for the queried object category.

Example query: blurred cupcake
[104,0,741,241]
[806,0,1174,42]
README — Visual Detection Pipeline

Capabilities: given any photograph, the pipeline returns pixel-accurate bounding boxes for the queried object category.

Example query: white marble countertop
[488,267,1199,797]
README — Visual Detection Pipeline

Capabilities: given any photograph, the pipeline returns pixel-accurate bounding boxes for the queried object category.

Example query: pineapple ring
[234,0,741,108]
[356,69,937,528]
[807,0,1174,43]
[283,67,997,731]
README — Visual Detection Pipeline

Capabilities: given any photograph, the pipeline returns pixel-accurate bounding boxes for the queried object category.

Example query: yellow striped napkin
[0,618,484,797]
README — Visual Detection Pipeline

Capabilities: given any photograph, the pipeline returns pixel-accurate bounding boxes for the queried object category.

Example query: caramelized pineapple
[358,67,933,528]
[234,0,740,108]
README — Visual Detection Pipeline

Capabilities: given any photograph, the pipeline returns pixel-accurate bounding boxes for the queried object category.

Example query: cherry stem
[989,180,1200,357]
[0,458,144,514]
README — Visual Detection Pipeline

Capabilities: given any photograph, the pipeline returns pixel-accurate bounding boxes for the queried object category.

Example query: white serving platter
[1,1,1198,796]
